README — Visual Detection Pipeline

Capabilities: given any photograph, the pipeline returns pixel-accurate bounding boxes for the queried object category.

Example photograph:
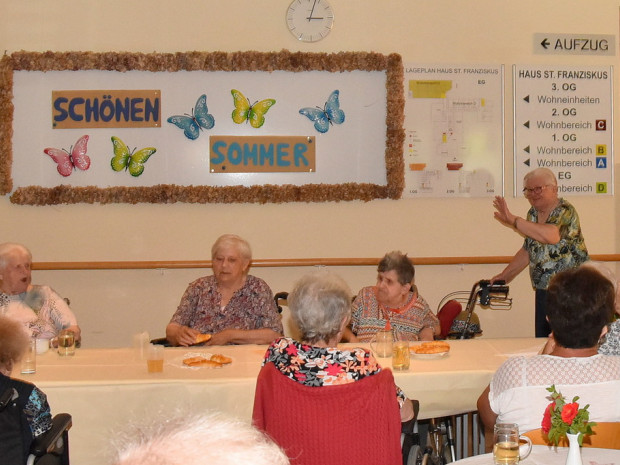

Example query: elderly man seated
[0,242,81,344]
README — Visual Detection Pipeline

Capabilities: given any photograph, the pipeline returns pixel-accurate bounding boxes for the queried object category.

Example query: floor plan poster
[402,64,504,198]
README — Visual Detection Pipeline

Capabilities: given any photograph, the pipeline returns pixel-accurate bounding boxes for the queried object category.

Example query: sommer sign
[52,90,161,129]
[209,136,316,173]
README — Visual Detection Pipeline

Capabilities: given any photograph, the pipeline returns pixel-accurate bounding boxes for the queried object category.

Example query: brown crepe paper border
[0,50,404,205]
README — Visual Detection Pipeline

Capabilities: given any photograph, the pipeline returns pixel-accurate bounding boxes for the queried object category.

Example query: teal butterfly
[167,94,215,140]
[110,136,156,177]
[231,89,276,128]
[299,90,345,133]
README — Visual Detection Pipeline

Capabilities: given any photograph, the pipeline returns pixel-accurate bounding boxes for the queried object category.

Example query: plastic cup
[21,338,36,374]
[146,344,164,373]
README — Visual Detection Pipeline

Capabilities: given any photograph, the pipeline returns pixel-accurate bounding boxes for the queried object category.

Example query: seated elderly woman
[260,271,415,422]
[0,315,53,457]
[344,251,439,342]
[166,234,283,346]
[477,266,620,433]
[0,242,81,344]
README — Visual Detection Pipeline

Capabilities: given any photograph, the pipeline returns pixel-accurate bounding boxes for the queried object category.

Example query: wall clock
[286,0,334,43]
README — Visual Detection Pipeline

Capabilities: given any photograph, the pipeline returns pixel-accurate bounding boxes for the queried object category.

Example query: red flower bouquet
[542,385,596,446]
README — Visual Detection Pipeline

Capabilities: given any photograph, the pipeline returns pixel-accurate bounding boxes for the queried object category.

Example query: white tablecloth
[12,337,543,465]
[452,445,620,464]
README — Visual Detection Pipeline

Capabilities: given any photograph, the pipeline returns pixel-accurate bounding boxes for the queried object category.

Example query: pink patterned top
[169,275,283,335]
[351,286,439,342]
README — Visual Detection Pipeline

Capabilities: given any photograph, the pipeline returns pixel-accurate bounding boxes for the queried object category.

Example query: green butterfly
[231,89,276,129]
[110,136,156,177]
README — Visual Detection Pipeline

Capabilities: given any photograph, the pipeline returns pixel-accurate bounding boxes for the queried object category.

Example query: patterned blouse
[599,320,620,355]
[169,275,283,335]
[263,337,407,408]
[524,198,589,290]
[0,285,77,339]
[0,373,52,438]
[351,286,439,342]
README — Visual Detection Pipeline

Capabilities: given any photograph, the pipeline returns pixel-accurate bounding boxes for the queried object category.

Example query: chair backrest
[436,300,462,339]
[524,423,620,449]
[252,362,402,465]
[0,387,28,464]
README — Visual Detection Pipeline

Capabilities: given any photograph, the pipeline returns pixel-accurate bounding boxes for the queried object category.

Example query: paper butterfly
[299,90,345,133]
[43,135,91,177]
[167,94,215,140]
[110,136,156,177]
[231,89,276,129]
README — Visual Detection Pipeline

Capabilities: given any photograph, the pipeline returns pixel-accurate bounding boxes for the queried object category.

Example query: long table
[12,338,543,465]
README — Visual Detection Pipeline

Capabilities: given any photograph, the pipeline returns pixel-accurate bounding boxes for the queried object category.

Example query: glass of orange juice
[146,344,164,373]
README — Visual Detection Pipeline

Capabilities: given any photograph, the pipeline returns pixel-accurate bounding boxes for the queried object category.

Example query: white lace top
[489,354,620,432]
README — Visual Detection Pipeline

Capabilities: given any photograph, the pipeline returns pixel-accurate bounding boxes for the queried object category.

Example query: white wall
[1,0,619,347]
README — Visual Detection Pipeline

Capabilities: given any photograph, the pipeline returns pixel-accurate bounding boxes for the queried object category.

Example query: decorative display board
[402,63,504,198]
[0,51,405,205]
[513,64,613,196]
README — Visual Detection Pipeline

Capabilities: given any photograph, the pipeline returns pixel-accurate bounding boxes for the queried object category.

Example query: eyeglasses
[522,185,551,197]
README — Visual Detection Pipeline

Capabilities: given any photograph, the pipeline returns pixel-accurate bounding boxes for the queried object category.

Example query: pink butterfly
[44,135,91,177]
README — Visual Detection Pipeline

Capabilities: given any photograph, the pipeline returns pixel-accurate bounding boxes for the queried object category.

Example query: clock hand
[307,0,317,21]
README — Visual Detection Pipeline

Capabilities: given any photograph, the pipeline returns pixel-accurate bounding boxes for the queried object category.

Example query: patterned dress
[0,285,77,339]
[263,337,407,408]
[351,286,439,342]
[524,198,589,290]
[599,320,620,355]
[170,275,283,335]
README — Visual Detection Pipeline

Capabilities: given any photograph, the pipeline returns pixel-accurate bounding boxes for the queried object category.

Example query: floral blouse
[263,337,407,408]
[170,275,283,335]
[524,198,589,290]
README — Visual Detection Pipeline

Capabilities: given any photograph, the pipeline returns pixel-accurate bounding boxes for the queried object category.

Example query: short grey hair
[211,234,252,262]
[377,251,415,285]
[0,242,31,271]
[523,168,557,187]
[109,410,289,465]
[288,271,352,344]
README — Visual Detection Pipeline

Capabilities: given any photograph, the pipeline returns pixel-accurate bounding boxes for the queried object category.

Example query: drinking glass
[21,338,36,374]
[370,330,393,358]
[146,344,164,373]
[493,423,532,465]
[57,329,76,356]
[392,340,410,371]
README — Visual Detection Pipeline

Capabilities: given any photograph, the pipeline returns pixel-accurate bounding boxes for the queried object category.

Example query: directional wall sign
[513,65,613,196]
[534,33,615,56]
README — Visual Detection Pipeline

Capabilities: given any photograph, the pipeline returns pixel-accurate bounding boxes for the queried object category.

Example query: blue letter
[53,97,68,122]
[276,143,290,167]
[294,143,309,167]
[211,141,226,164]
[228,142,242,165]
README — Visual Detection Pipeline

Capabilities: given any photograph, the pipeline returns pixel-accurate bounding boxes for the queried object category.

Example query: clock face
[286,0,334,43]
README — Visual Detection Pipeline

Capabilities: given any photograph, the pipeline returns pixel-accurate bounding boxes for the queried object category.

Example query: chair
[524,423,620,449]
[0,387,72,465]
[252,362,403,465]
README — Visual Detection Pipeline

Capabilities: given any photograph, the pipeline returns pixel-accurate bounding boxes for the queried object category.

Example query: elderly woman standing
[166,234,283,346]
[345,251,439,342]
[0,315,52,456]
[491,168,589,337]
[261,271,414,422]
[0,242,81,343]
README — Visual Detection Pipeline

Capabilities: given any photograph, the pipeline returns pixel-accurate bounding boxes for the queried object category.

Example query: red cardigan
[252,362,402,465]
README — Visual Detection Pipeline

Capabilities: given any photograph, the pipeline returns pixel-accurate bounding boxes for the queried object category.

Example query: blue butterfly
[299,90,345,133]
[167,94,215,140]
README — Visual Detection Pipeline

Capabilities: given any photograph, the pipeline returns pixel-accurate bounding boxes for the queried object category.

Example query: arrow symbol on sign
[524,158,530,166]
[523,95,530,103]
[523,121,530,128]
[524,146,530,153]
[541,38,550,49]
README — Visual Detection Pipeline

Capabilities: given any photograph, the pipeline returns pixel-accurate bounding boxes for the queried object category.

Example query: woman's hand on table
[165,323,200,347]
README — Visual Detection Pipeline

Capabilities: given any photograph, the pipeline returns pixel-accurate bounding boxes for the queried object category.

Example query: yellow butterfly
[231,89,276,129]
[110,136,156,177]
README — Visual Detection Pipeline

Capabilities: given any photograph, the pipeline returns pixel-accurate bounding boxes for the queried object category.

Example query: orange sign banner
[209,135,316,173]
[52,90,161,129]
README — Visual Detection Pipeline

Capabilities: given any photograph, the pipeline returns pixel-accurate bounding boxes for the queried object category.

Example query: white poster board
[513,64,613,196]
[402,63,504,198]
